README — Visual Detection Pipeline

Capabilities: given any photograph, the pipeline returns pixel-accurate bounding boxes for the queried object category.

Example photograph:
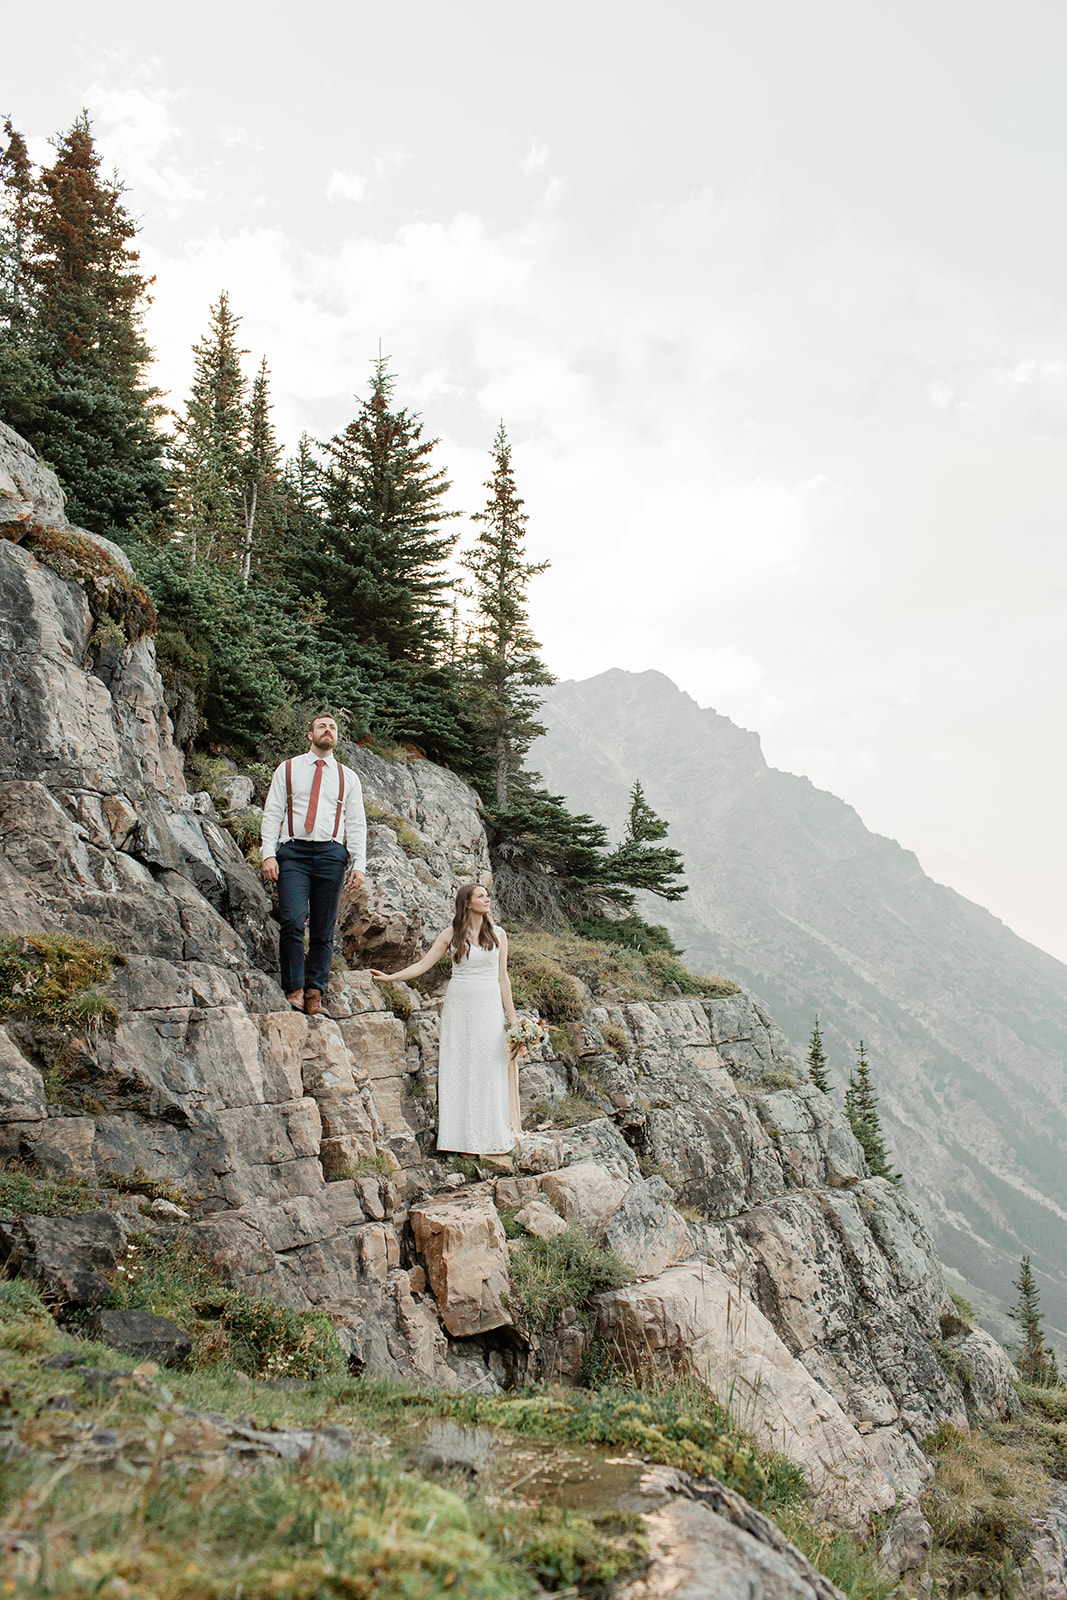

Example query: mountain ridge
[531,667,1067,1349]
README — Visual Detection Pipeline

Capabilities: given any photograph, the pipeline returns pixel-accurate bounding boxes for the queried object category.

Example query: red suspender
[333,764,345,840]
[285,757,345,842]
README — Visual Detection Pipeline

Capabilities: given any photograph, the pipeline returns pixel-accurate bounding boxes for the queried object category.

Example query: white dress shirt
[261,750,367,869]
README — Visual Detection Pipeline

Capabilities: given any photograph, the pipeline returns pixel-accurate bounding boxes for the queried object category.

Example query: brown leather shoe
[286,989,304,1012]
[304,989,323,1017]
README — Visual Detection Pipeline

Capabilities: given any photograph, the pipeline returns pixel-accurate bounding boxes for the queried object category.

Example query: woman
[369,883,520,1156]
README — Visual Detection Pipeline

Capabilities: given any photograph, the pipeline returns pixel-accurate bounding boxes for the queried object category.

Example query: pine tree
[460,422,554,808]
[845,1040,900,1184]
[601,780,688,904]
[3,114,167,536]
[1009,1256,1061,1387]
[807,1017,831,1092]
[170,292,249,565]
[316,357,459,662]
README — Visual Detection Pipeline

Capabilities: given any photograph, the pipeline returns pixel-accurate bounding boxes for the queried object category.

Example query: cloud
[523,141,549,173]
[86,82,204,212]
[325,169,368,203]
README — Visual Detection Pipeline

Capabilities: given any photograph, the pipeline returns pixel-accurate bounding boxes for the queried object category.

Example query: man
[261,713,367,1016]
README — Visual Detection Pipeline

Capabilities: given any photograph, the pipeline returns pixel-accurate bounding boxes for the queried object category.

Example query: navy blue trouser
[276,839,348,995]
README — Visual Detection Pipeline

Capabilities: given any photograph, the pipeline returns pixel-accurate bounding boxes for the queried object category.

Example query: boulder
[410,1190,512,1336]
[85,1308,193,1367]
[539,1161,630,1233]
[0,1209,126,1306]
[954,1325,1022,1421]
[0,1028,46,1122]
[602,1176,692,1278]
[596,1261,897,1524]
[878,1500,933,1578]
[514,1199,569,1239]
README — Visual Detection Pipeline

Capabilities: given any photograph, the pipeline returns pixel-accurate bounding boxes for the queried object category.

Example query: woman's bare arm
[369,928,451,984]
[497,929,519,1027]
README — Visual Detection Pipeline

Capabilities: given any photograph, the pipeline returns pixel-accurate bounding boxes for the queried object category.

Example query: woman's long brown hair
[450,882,499,963]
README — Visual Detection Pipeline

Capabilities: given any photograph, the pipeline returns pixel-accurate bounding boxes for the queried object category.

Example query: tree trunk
[495,732,510,810]
[241,480,257,588]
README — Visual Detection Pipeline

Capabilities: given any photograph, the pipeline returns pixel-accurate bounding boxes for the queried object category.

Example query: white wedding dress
[436,943,515,1155]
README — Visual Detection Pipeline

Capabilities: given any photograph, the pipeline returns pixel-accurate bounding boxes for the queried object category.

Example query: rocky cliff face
[0,429,1022,1550]
[531,668,1067,1351]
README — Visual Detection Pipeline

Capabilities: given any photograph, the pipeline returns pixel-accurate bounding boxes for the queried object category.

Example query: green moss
[4,520,156,641]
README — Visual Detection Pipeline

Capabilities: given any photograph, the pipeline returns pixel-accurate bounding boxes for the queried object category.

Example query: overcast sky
[7,0,1067,961]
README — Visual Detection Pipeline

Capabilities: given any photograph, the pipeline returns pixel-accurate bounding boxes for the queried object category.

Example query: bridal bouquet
[508,1016,547,1054]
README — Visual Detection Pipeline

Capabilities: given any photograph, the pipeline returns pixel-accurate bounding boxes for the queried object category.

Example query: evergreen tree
[238,357,282,585]
[807,1017,831,1092]
[460,422,554,808]
[170,292,249,565]
[845,1041,900,1184]
[0,117,47,431]
[316,357,459,662]
[2,114,167,536]
[1009,1255,1061,1387]
[600,780,688,905]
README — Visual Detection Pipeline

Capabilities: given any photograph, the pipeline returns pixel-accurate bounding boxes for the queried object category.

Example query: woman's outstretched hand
[368,969,390,982]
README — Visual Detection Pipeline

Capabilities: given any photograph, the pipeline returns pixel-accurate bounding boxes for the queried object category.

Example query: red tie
[304,760,326,834]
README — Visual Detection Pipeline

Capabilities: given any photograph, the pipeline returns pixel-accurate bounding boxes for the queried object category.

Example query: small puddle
[404,1418,663,1517]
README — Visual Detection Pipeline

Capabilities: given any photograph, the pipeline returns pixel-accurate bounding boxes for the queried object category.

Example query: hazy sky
[7,0,1067,961]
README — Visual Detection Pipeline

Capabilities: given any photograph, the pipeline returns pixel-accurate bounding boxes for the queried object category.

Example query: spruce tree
[3,114,167,536]
[601,780,688,904]
[316,357,459,661]
[845,1041,900,1183]
[460,422,554,807]
[807,1017,831,1092]
[238,357,282,585]
[0,116,47,431]
[170,292,249,565]
[1009,1256,1060,1387]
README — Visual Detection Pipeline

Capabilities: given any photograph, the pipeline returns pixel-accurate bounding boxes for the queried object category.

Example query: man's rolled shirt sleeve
[344,771,367,871]
[261,763,287,859]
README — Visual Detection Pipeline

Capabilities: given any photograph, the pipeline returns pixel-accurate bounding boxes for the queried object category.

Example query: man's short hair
[307,712,335,732]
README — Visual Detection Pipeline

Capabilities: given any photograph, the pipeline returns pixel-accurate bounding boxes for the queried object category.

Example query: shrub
[506,1227,633,1332]
[573,913,682,956]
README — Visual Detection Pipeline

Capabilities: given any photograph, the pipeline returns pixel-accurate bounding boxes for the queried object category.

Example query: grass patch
[534,1093,603,1128]
[599,1021,631,1058]
[506,925,738,1012]
[105,1234,347,1380]
[366,801,433,861]
[758,1067,798,1091]
[97,1166,190,1209]
[327,1152,394,1182]
[775,1509,897,1600]
[922,1420,1047,1596]
[0,1159,99,1217]
[507,1227,634,1333]
[0,930,121,1030]
[637,1154,682,1190]
[378,981,413,1021]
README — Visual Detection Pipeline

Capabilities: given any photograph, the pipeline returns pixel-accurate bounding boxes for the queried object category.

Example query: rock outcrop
[0,426,1029,1555]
